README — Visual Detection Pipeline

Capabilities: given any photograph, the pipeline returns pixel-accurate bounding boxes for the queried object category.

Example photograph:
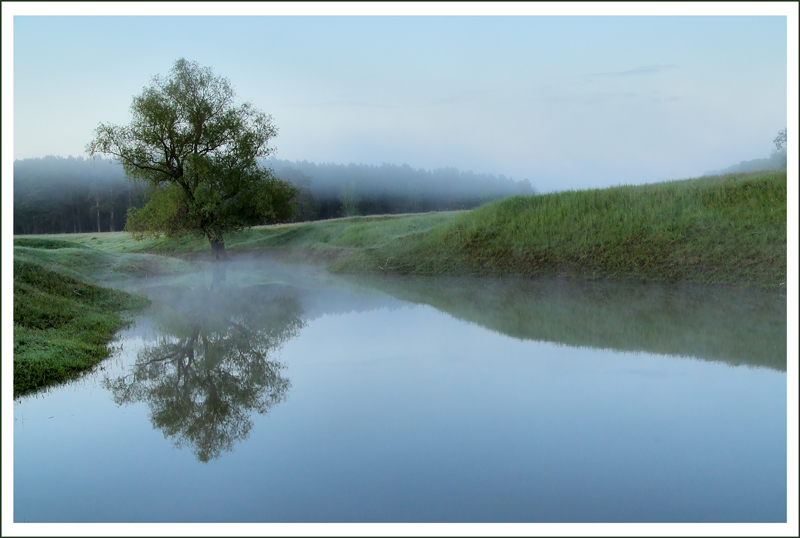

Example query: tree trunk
[208,236,227,261]
[95,197,101,233]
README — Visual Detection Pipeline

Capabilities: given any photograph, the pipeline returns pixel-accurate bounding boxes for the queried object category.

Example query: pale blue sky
[7,9,793,193]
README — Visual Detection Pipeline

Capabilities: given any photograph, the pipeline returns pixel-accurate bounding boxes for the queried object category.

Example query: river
[13,260,787,523]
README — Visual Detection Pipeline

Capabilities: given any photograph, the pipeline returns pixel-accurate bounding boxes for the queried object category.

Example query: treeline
[13,155,145,235]
[705,130,787,176]
[13,155,534,234]
[268,159,534,221]
[705,148,787,176]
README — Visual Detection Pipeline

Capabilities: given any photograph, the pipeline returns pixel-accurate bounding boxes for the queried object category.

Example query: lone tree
[87,58,297,260]
[773,128,787,151]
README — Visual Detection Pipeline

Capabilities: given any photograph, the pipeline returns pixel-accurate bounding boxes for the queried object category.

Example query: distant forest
[267,158,534,221]
[705,147,787,176]
[13,156,143,235]
[13,155,534,235]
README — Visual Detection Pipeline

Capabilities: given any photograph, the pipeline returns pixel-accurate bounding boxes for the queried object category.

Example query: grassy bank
[329,170,785,287]
[11,237,200,396]
[19,170,787,288]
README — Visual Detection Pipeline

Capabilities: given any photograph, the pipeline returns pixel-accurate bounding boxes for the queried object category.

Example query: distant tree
[517,178,535,195]
[276,167,319,222]
[89,192,102,233]
[87,58,298,260]
[773,128,787,151]
[13,155,137,235]
[338,181,362,217]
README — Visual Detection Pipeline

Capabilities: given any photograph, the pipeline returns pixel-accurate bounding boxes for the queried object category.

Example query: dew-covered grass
[13,258,149,397]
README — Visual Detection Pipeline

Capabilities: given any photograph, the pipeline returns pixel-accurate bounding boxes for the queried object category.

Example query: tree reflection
[105,278,305,462]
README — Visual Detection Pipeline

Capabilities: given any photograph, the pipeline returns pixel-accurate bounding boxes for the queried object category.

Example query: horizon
[8,152,787,196]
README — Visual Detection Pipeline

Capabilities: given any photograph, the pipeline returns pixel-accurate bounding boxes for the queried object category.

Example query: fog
[114,257,787,372]
[13,156,144,234]
[11,133,787,232]
[13,155,534,233]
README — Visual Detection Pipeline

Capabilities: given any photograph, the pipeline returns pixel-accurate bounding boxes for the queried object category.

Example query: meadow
[62,169,786,288]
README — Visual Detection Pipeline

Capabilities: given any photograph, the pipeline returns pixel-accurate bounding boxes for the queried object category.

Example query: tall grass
[346,170,786,287]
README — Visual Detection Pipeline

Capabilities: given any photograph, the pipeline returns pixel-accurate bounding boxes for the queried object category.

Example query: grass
[17,170,787,288]
[13,257,150,397]
[13,237,199,285]
[330,170,786,288]
[12,234,205,396]
[93,170,784,288]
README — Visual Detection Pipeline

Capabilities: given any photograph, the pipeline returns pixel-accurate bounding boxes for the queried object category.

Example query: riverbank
[50,170,786,289]
[12,238,203,396]
[13,259,146,397]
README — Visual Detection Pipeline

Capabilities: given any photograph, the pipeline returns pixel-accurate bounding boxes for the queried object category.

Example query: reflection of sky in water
[13,271,787,523]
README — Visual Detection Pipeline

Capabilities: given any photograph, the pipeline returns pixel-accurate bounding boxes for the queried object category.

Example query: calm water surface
[13,262,787,522]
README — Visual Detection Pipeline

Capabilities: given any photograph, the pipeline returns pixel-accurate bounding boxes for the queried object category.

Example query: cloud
[585,64,679,78]
[651,95,681,104]
[301,99,402,109]
[298,89,486,109]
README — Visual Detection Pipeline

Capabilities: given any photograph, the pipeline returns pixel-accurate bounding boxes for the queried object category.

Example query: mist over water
[13,260,787,522]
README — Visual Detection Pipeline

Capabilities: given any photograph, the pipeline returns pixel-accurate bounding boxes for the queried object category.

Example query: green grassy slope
[333,170,786,287]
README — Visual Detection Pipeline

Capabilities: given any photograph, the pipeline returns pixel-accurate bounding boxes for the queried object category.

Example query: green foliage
[358,170,785,287]
[125,183,187,240]
[256,171,788,288]
[13,258,149,397]
[87,58,297,255]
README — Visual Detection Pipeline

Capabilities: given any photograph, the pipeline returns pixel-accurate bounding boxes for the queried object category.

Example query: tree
[87,58,298,260]
[773,128,787,151]
[338,181,362,217]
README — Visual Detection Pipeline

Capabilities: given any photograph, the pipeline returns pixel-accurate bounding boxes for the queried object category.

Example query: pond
[13,260,787,523]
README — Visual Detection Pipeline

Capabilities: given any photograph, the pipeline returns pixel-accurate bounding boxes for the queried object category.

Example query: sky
[4,4,795,194]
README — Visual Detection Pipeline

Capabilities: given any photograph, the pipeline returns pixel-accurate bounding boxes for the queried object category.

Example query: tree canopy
[87,58,297,259]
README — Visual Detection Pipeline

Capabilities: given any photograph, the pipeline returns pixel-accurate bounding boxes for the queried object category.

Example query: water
[13,261,787,522]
